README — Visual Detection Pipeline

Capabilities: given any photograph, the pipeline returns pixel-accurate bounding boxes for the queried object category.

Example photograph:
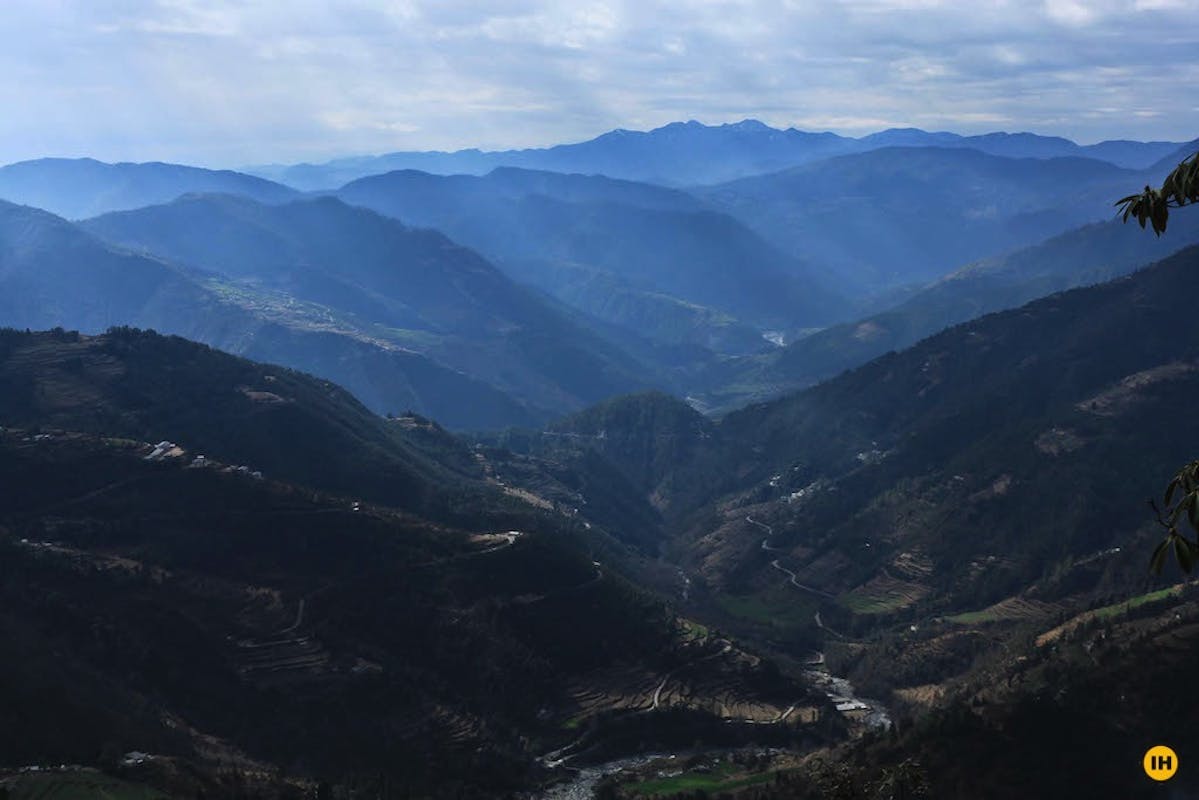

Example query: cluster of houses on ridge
[145,439,262,480]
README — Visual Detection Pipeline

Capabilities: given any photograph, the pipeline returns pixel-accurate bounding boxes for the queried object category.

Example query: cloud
[0,0,1195,166]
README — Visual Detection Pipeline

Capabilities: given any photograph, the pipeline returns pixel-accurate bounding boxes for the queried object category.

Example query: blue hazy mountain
[254,120,859,188]
[3,198,654,428]
[859,128,1184,166]
[0,157,298,219]
[1145,137,1199,174]
[696,147,1141,297]
[690,210,1199,412]
[78,193,666,422]
[335,167,848,351]
[248,120,1185,190]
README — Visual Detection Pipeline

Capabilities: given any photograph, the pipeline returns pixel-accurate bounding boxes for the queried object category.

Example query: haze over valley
[2,3,1199,799]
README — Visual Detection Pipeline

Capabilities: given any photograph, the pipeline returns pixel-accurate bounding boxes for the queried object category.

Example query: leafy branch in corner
[1149,462,1199,574]
[1119,147,1199,572]
[1116,150,1199,235]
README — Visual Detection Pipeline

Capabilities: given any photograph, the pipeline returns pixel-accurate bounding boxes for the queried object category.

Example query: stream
[804,663,892,731]
[531,753,680,800]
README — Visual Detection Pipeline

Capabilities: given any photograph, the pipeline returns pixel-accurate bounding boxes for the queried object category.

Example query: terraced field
[1035,585,1188,646]
[235,630,330,683]
[841,573,929,615]
[891,683,946,709]
[559,633,810,733]
[947,596,1061,626]
[890,550,933,581]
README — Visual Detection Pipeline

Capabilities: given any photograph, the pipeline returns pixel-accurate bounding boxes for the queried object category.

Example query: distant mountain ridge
[80,192,658,420]
[247,119,1188,189]
[0,197,656,428]
[0,157,297,218]
[335,167,848,349]
[697,146,1142,297]
[4,130,1194,433]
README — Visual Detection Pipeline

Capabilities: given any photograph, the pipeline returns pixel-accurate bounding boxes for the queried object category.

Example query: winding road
[745,516,889,729]
[768,559,838,601]
[747,515,837,601]
[747,515,781,552]
[813,611,847,640]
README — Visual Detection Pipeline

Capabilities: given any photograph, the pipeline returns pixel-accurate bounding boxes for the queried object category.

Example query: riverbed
[532,753,682,800]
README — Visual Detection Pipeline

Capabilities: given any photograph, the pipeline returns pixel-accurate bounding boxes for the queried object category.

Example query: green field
[945,608,1002,625]
[716,589,813,627]
[946,597,1057,626]
[678,619,710,641]
[717,593,778,625]
[561,713,587,730]
[624,762,781,797]
[1090,586,1182,621]
[4,771,166,800]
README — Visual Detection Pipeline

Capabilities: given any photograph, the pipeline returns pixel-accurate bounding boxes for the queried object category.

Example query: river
[531,753,682,800]
[804,665,892,730]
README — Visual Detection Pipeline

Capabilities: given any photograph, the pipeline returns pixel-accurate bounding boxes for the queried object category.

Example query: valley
[469,242,1199,797]
[0,332,837,799]
[1,116,1198,800]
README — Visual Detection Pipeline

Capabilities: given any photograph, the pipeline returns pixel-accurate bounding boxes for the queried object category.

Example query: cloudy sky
[1,0,1196,167]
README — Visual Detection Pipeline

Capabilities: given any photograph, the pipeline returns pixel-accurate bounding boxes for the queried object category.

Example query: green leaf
[1174,535,1195,574]
[1168,493,1189,526]
[1150,538,1170,575]
[1165,477,1180,508]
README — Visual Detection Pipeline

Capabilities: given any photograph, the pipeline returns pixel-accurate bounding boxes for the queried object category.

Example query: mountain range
[2,197,662,429]
[3,135,1196,429]
[0,157,297,219]
[5,230,1199,799]
[335,167,847,351]
[3,123,1199,798]
[81,192,660,418]
[697,146,1144,296]
[248,119,1187,190]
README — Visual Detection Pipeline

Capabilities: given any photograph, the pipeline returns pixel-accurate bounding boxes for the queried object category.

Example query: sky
[1,0,1197,167]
